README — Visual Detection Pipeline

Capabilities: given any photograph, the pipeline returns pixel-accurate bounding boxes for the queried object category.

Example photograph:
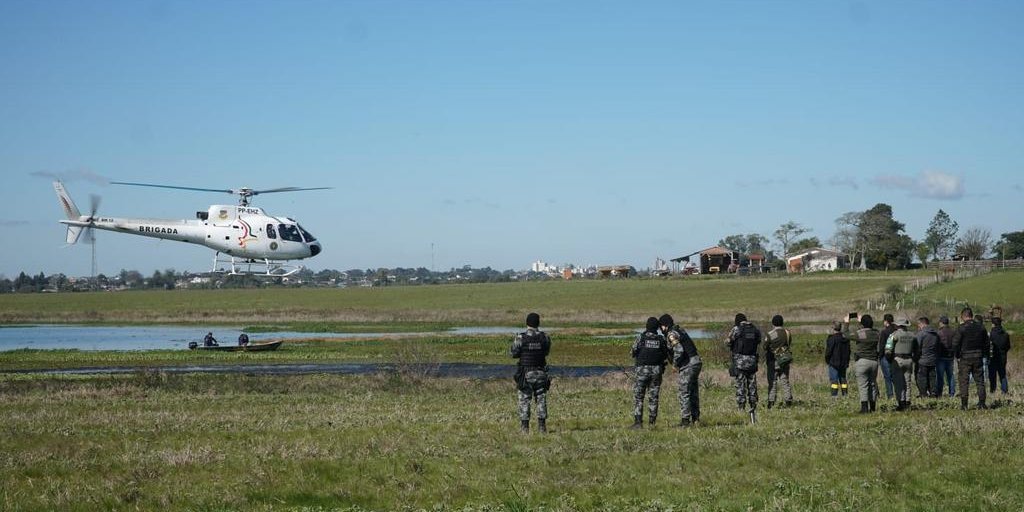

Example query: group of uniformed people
[511,307,1011,432]
[834,307,1011,414]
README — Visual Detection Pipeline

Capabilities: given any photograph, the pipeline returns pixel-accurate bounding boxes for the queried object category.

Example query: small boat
[188,340,283,352]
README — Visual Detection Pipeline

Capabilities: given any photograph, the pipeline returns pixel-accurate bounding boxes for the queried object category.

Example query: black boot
[767,401,774,409]
[630,415,643,429]
[749,410,757,424]
[859,401,868,414]
[960,397,968,410]
[649,415,657,426]
[869,400,876,412]
[520,420,529,433]
[679,418,691,428]
[978,399,988,410]
[785,400,793,407]
[538,418,547,433]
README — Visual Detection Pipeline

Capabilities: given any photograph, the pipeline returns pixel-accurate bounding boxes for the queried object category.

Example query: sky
[1,1,1022,278]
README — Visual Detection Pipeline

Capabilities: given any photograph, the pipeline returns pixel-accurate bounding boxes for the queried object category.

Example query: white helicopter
[54,180,329,276]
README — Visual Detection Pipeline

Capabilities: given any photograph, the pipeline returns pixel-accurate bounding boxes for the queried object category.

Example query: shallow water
[0,325,715,352]
[0,325,528,352]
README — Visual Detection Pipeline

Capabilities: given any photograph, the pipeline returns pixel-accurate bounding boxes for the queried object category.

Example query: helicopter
[53,180,329,276]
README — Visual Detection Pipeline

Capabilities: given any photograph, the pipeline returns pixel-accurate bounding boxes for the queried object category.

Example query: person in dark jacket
[988,316,1011,395]
[915,317,940,398]
[238,333,250,346]
[825,321,851,398]
[935,315,957,397]
[511,312,552,433]
[631,317,670,428]
[203,332,218,347]
[952,307,990,410]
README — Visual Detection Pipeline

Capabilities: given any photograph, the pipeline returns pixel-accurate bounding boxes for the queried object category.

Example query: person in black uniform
[203,332,218,347]
[952,307,990,410]
[988,315,1011,395]
[511,312,552,433]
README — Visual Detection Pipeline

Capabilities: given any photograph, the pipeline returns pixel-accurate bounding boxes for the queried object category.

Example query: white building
[787,248,847,273]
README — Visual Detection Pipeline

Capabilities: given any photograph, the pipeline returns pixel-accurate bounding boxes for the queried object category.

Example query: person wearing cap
[510,312,552,433]
[988,314,1011,395]
[884,316,919,411]
[631,317,671,428]
[659,313,701,427]
[824,321,851,398]
[915,317,940,398]
[764,314,794,408]
[876,314,898,401]
[935,315,957,397]
[727,313,761,424]
[851,314,880,413]
[952,307,990,410]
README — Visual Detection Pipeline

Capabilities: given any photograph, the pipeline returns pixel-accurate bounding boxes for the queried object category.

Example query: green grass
[914,269,1024,312]
[2,368,1022,511]
[0,273,927,326]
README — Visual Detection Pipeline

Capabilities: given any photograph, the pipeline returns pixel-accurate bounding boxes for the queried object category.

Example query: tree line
[718,203,1023,270]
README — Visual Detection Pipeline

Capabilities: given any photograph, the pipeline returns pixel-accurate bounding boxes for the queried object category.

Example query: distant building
[596,265,634,278]
[787,248,847,273]
[670,246,739,275]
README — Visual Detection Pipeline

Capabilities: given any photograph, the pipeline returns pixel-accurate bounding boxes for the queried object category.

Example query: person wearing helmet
[511,312,552,433]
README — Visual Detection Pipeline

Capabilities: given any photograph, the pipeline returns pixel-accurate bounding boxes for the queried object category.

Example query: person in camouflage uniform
[660,313,702,427]
[631,317,670,428]
[510,312,551,433]
[764,314,794,408]
[727,313,761,424]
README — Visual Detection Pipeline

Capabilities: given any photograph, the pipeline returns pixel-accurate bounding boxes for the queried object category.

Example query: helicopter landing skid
[212,252,302,277]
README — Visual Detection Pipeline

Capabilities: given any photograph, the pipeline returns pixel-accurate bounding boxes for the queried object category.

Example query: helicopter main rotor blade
[111,181,234,195]
[250,186,333,195]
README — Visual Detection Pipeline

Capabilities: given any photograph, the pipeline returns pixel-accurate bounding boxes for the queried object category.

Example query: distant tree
[719,233,769,255]
[858,204,914,270]
[955,227,992,260]
[993,231,1024,259]
[832,211,864,268]
[914,240,931,268]
[788,237,822,255]
[774,221,810,257]
[924,209,959,261]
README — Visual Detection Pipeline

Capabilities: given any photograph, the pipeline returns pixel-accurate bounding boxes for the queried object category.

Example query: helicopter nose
[309,242,322,257]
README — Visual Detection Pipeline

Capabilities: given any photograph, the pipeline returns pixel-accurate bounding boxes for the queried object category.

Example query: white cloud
[870,171,964,200]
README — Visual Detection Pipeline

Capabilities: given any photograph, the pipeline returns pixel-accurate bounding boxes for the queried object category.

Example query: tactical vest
[958,320,988,358]
[636,333,668,366]
[517,331,548,367]
[734,323,759,356]
[670,326,700,358]
[891,330,915,357]
[854,328,880,361]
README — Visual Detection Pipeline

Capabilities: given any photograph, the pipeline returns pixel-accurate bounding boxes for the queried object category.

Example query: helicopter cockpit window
[266,224,277,239]
[298,225,316,242]
[278,224,303,242]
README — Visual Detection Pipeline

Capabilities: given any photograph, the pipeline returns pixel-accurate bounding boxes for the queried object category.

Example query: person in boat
[203,332,218,347]
[238,333,250,346]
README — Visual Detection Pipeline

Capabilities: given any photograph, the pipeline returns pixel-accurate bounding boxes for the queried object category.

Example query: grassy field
[3,270,1023,510]
[0,272,929,326]
[2,367,1023,511]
